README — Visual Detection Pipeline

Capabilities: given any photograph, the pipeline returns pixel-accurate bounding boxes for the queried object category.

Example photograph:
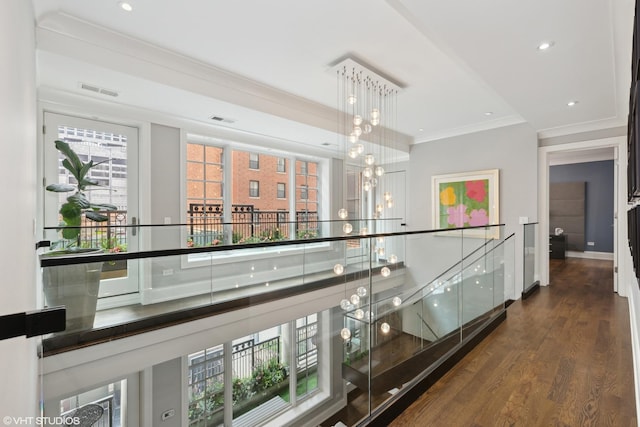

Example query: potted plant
[42,140,118,331]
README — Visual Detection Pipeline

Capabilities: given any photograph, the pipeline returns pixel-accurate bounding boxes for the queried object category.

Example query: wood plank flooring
[389,258,637,427]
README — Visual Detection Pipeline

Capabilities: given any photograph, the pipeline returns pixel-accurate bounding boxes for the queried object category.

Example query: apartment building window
[249,152,260,170]
[277,182,286,199]
[249,180,259,198]
[277,157,286,173]
[300,184,308,200]
[300,161,308,175]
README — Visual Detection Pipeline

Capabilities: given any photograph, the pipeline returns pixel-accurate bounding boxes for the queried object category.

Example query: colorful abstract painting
[432,169,499,237]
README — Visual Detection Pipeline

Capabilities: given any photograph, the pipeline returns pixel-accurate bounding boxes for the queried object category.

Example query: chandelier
[332,58,403,339]
[334,57,401,233]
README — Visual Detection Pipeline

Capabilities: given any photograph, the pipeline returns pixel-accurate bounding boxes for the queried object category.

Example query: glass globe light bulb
[341,327,351,340]
[389,254,398,264]
[381,322,390,334]
[353,126,362,137]
[333,263,344,275]
[356,286,367,297]
[350,294,360,305]
[363,123,372,134]
[359,227,368,235]
[371,108,380,119]
[354,309,364,320]
[348,133,358,144]
[370,178,378,187]
[392,296,402,307]
[364,154,375,165]
[381,266,391,277]
[375,166,385,177]
[363,167,373,178]
[371,117,380,126]
[363,181,371,192]
[343,222,353,234]
[348,148,358,159]
[340,299,350,310]
[376,203,383,213]
[347,94,357,105]
[383,191,391,201]
[377,247,385,256]
[353,115,363,126]
[338,208,348,219]
[386,198,394,208]
[377,236,384,244]
[355,143,364,154]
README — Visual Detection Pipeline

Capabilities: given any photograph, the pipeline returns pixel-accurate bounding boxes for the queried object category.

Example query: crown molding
[36,12,413,152]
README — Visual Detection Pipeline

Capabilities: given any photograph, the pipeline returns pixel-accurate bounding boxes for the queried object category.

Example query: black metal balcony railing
[187,203,319,246]
[48,205,319,251]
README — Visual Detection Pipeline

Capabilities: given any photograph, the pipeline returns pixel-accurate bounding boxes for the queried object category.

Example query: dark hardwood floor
[390,258,637,427]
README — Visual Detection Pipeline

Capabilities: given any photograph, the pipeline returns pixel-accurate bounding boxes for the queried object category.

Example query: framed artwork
[431,169,500,238]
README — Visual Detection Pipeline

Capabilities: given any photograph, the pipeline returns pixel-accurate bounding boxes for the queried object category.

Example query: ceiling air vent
[209,115,236,124]
[79,82,119,97]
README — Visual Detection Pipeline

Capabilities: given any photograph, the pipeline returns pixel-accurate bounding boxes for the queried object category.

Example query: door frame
[538,136,627,296]
[38,97,152,309]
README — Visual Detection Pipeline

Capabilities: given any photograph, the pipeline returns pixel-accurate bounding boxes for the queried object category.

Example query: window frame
[249,152,260,170]
[182,134,331,269]
[249,180,260,198]
[277,182,286,199]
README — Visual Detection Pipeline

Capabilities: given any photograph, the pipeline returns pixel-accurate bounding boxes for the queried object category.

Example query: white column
[0,0,38,419]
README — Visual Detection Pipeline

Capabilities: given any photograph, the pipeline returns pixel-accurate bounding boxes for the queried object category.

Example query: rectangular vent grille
[79,82,119,97]
[209,115,236,124]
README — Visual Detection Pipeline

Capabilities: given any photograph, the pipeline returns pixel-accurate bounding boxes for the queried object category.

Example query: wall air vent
[79,82,119,97]
[209,115,236,124]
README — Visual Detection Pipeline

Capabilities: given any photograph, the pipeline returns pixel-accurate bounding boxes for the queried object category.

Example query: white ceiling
[32,0,635,149]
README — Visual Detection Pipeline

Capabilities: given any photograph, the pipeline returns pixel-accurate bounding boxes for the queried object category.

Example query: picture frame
[431,169,500,238]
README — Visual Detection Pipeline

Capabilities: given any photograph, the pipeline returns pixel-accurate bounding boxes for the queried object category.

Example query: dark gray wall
[550,160,614,253]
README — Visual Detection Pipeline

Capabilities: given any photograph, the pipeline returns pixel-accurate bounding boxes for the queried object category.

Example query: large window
[186,142,321,245]
[186,144,224,247]
[187,313,320,426]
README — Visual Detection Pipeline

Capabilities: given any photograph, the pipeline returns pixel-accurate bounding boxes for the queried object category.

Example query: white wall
[0,0,38,418]
[407,123,538,298]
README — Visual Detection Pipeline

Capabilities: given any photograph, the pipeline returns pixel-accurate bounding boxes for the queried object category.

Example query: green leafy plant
[45,140,117,248]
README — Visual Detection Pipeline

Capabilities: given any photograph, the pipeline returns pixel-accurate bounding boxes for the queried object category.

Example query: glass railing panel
[523,222,538,294]
[503,233,516,304]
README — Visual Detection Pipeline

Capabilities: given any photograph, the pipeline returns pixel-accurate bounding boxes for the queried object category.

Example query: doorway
[539,136,627,295]
[43,112,140,299]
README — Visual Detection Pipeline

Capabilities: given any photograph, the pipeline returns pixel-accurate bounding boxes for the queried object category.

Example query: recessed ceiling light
[418,128,424,132]
[484,112,493,116]
[567,100,578,107]
[537,41,554,51]
[119,2,133,12]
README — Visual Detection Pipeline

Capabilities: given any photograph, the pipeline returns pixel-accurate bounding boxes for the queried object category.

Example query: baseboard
[627,278,640,425]
[567,250,614,260]
[522,281,540,300]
